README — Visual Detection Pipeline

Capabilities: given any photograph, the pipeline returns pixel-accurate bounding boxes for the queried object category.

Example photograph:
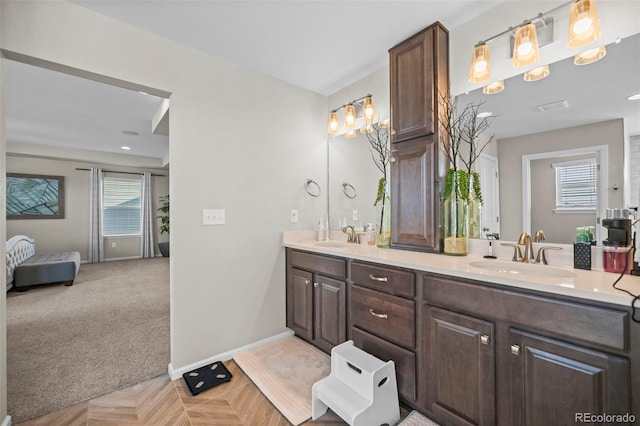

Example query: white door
[478,154,500,238]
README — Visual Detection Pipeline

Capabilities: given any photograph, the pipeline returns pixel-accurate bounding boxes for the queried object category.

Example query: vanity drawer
[288,250,346,279]
[350,285,415,349]
[351,262,415,298]
[423,274,629,351]
[351,326,417,403]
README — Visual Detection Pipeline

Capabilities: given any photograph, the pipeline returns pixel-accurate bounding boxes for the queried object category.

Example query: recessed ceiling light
[627,93,640,101]
[536,100,569,112]
[121,146,132,150]
[122,130,139,136]
[477,111,493,118]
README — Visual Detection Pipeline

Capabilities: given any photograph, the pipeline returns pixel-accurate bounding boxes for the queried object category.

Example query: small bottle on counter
[317,218,325,242]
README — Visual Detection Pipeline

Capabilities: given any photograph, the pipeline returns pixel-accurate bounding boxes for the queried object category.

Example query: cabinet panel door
[509,329,630,426]
[424,306,495,426]
[390,28,434,142]
[391,136,439,252]
[287,268,313,341]
[313,275,346,353]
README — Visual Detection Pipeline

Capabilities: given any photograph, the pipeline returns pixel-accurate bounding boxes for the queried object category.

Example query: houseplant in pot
[157,194,170,257]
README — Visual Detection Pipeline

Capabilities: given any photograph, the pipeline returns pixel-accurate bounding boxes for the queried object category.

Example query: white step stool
[312,340,400,426]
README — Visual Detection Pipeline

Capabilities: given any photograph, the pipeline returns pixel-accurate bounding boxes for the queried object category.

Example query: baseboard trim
[167,329,294,380]
[105,256,142,262]
[2,415,12,426]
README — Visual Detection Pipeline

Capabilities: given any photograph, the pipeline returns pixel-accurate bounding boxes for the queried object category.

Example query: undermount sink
[314,241,351,248]
[468,260,577,278]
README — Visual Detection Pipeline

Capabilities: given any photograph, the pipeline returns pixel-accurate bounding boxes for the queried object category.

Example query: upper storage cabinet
[389,22,449,252]
[389,22,449,144]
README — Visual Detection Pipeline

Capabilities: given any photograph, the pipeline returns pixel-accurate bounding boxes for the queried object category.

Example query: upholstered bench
[6,235,81,291]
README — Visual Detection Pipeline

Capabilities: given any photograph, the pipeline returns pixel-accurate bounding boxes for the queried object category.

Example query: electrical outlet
[290,209,298,223]
[353,210,359,221]
[111,242,116,248]
[203,209,225,225]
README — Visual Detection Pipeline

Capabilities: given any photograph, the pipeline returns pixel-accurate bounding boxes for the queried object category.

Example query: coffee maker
[602,209,633,274]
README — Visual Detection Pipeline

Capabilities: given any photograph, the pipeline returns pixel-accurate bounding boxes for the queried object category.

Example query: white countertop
[283,231,640,308]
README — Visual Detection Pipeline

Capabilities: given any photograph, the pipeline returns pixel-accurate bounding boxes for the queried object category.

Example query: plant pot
[158,241,170,257]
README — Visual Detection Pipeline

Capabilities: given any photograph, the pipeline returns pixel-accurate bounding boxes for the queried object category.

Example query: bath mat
[233,336,330,425]
[182,361,232,395]
[398,410,442,426]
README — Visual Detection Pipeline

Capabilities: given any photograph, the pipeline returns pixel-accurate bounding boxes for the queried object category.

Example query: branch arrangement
[362,119,390,206]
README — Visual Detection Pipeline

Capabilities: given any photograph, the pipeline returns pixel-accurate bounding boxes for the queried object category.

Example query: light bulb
[573,16,593,34]
[517,41,532,56]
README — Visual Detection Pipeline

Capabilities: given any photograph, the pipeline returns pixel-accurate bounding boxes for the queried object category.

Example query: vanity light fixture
[326,94,375,135]
[568,0,601,48]
[524,64,550,81]
[344,130,357,139]
[482,80,505,94]
[468,43,491,83]
[574,45,606,65]
[513,22,540,67]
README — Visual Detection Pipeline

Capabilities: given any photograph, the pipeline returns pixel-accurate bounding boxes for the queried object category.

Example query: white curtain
[88,168,104,263]
[141,172,155,258]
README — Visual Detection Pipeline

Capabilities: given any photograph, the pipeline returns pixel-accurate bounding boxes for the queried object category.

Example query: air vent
[536,100,569,112]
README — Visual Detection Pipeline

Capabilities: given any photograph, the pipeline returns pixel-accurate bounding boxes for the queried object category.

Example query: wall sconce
[482,80,505,94]
[568,0,601,48]
[524,64,550,81]
[574,45,606,65]
[327,94,375,135]
[467,0,602,84]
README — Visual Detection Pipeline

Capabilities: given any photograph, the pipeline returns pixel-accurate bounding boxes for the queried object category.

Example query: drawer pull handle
[369,309,388,319]
[480,335,490,345]
[369,274,388,282]
[511,344,520,356]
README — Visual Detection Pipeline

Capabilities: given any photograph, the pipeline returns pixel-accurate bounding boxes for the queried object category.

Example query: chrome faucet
[518,232,535,263]
[342,226,357,243]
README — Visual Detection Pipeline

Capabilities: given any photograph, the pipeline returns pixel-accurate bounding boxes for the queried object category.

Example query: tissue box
[573,243,591,270]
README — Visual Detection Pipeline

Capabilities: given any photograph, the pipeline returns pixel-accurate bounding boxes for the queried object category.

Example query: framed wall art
[6,173,65,219]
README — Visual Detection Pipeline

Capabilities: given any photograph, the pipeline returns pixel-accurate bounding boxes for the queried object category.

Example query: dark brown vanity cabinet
[389,22,449,252]
[286,249,347,353]
[422,273,635,426]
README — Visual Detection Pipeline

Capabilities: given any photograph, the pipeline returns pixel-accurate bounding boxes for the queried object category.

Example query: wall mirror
[459,32,640,244]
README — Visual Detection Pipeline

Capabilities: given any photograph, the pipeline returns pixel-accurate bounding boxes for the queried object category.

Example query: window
[554,159,597,212]
[103,177,142,235]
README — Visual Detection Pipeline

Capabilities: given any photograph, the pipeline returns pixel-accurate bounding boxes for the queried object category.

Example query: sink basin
[468,260,577,278]
[314,241,351,248]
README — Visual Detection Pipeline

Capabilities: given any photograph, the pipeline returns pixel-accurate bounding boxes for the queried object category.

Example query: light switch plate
[353,210,359,221]
[203,209,225,225]
[290,209,298,223]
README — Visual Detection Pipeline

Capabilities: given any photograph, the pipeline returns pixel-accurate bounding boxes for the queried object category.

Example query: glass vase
[468,190,481,239]
[443,173,469,255]
[376,185,391,248]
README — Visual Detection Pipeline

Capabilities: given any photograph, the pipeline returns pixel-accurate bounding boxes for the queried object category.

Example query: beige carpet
[233,335,331,425]
[6,257,170,423]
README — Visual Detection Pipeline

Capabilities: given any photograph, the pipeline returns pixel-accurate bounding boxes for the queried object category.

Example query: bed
[6,235,80,291]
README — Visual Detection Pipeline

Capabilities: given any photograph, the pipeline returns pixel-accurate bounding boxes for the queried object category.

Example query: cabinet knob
[368,274,388,282]
[304,279,310,285]
[369,308,388,319]
[480,334,490,345]
[511,344,521,356]
[314,282,319,288]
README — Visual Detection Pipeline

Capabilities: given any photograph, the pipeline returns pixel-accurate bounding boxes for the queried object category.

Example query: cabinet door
[509,329,630,426]
[287,268,313,341]
[313,275,346,353]
[391,136,440,252]
[389,28,434,142]
[424,306,495,426]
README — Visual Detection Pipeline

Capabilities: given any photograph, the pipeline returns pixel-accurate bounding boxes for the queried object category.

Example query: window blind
[554,159,597,209]
[103,177,142,235]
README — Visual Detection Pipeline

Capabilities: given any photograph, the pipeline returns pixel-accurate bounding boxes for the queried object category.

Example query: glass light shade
[468,44,490,83]
[482,80,505,94]
[568,0,601,48]
[328,111,339,135]
[344,130,357,139]
[360,124,373,134]
[574,45,606,65]
[524,64,550,81]
[344,104,357,129]
[513,23,540,67]
[362,96,375,123]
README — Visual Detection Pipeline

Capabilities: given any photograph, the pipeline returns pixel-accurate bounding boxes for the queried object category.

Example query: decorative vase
[443,172,469,255]
[376,184,391,248]
[468,189,481,239]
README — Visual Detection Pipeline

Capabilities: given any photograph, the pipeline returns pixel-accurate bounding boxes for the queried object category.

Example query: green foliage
[374,177,386,207]
[443,168,455,200]
[444,169,477,202]
[157,194,170,235]
[456,170,470,200]
[471,171,483,204]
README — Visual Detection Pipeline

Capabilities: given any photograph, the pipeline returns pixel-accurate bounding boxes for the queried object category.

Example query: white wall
[1,0,327,388]
[5,155,169,260]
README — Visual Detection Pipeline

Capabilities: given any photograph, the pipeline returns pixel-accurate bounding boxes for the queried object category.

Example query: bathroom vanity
[284,233,640,426]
